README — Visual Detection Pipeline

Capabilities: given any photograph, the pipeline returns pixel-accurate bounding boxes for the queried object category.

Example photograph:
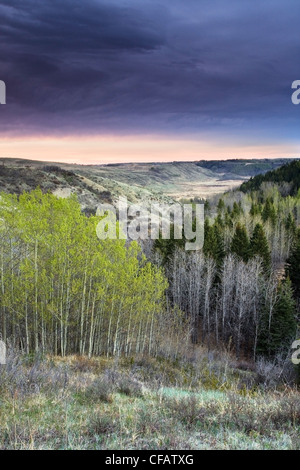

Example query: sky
[0,0,299,164]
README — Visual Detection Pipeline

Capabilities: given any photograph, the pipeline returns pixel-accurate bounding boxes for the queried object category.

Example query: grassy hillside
[0,350,299,450]
[0,158,294,208]
[0,160,174,212]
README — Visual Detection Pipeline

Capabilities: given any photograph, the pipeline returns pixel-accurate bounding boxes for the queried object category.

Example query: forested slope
[154,160,300,365]
[240,159,300,194]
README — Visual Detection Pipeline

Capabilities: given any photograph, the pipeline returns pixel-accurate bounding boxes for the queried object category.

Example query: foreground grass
[0,352,299,450]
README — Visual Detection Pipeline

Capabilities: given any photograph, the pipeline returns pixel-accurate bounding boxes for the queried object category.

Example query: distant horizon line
[0,155,298,167]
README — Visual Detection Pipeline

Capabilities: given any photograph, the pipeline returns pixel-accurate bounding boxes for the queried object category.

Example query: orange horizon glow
[0,135,299,165]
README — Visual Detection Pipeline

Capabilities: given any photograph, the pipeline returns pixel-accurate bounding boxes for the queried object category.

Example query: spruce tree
[250,202,261,217]
[272,279,297,353]
[285,229,300,299]
[258,279,297,357]
[203,218,215,258]
[231,223,250,262]
[232,201,241,218]
[154,224,184,264]
[203,219,225,266]
[250,203,257,217]
[262,198,272,222]
[217,198,225,212]
[225,210,233,228]
[216,213,224,228]
[204,200,211,216]
[285,213,296,235]
[213,222,226,266]
[250,223,271,271]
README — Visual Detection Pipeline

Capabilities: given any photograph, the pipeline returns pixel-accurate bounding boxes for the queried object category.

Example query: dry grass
[0,349,299,450]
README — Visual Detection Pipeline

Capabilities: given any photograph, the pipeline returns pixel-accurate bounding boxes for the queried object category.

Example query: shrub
[71,356,98,373]
[88,413,119,437]
[117,374,143,397]
[0,348,69,398]
[85,376,114,403]
[163,395,201,429]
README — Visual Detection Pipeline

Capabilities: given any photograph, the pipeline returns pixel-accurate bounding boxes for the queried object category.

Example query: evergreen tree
[225,210,233,228]
[231,223,250,262]
[262,198,277,225]
[232,201,241,218]
[203,218,214,258]
[216,213,224,228]
[250,202,260,217]
[285,229,300,299]
[285,213,297,235]
[203,219,225,265]
[217,198,225,212]
[250,223,271,271]
[204,200,211,216]
[213,222,226,266]
[153,224,185,264]
[258,279,297,357]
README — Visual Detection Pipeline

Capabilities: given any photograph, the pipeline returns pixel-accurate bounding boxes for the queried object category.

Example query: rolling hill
[0,157,296,212]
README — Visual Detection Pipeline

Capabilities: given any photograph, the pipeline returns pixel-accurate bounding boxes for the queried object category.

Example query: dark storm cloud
[0,0,299,138]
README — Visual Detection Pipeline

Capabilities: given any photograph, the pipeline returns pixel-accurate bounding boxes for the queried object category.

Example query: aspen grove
[0,189,187,357]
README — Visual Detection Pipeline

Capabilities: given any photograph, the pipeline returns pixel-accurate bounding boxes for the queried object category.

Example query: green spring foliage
[0,189,181,357]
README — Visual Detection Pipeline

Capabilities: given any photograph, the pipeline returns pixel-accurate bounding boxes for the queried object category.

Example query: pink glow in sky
[0,136,298,165]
